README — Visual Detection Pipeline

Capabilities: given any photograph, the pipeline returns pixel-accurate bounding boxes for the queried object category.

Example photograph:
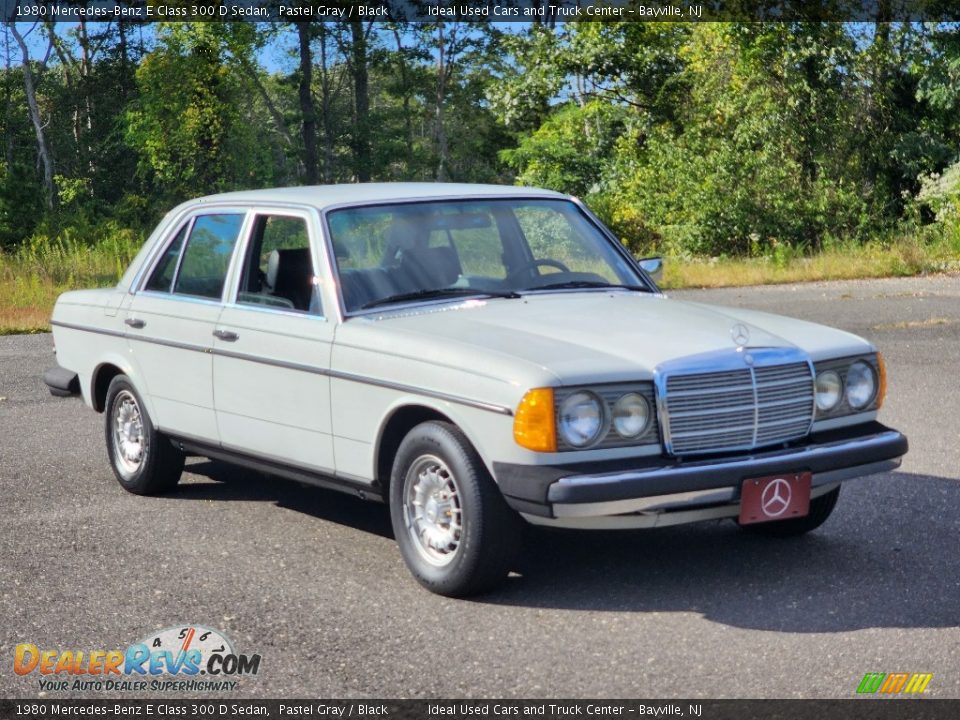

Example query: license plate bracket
[739,472,812,525]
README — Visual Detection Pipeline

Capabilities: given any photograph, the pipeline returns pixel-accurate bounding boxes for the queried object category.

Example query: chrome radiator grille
[661,360,814,455]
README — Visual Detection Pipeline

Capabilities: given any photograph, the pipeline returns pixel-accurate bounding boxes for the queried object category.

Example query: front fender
[372,395,510,484]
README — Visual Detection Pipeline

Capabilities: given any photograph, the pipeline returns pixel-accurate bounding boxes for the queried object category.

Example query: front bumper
[494,422,907,526]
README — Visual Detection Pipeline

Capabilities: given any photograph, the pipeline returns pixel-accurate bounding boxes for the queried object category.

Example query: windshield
[328,198,646,313]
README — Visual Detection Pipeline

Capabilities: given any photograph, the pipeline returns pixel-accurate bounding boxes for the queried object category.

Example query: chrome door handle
[124,318,146,329]
[213,329,239,342]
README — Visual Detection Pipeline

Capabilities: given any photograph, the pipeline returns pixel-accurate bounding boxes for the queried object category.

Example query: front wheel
[738,486,841,537]
[105,375,184,495]
[389,421,520,597]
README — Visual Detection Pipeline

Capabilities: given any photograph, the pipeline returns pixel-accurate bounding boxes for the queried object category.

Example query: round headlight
[612,393,651,439]
[558,391,606,448]
[846,361,877,410]
[815,370,842,411]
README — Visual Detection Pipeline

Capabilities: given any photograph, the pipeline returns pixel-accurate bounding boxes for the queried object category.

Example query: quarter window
[173,214,245,300]
[144,224,187,293]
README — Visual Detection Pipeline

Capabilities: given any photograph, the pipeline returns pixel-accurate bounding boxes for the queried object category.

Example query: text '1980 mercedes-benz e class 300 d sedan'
[46,183,908,596]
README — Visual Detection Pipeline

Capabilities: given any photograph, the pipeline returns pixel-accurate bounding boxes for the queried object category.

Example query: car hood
[347,291,874,385]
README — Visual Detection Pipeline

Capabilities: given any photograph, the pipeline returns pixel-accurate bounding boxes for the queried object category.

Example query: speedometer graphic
[135,625,235,671]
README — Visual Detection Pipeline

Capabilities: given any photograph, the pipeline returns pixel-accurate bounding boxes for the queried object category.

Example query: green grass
[0,230,141,335]
[2,230,958,335]
[659,235,960,290]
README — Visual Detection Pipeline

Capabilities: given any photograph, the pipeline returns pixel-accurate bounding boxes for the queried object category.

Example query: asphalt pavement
[1,274,958,699]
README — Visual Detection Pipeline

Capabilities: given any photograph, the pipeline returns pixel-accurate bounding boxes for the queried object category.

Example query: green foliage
[0,160,45,250]
[916,161,960,222]
[497,21,960,259]
[637,22,864,254]
[913,159,960,258]
[503,101,631,197]
[3,19,960,272]
[125,24,273,204]
[0,222,143,332]
[486,26,566,131]
[9,220,142,286]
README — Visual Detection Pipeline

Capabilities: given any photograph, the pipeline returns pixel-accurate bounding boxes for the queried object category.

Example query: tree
[297,22,319,184]
[125,24,273,203]
[1,25,45,246]
[347,20,372,182]
[6,22,57,214]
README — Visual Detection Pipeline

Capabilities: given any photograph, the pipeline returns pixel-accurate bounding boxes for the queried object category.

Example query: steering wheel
[507,258,571,283]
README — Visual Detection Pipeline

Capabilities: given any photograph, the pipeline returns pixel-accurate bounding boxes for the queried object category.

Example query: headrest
[270,248,314,311]
[400,246,462,288]
[266,249,281,289]
[387,217,423,252]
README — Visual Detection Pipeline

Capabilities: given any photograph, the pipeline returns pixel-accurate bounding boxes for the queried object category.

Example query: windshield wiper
[528,280,651,292]
[361,287,521,310]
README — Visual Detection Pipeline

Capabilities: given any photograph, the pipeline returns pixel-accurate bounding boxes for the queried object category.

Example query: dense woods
[3,20,960,259]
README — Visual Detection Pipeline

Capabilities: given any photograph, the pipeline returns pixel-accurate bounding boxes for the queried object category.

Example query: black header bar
[2,699,960,720]
[4,0,960,24]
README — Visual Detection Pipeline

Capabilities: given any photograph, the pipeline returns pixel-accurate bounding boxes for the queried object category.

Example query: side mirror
[638,256,663,283]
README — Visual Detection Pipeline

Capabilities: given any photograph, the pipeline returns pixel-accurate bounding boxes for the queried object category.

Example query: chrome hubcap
[113,390,145,474]
[403,455,462,567]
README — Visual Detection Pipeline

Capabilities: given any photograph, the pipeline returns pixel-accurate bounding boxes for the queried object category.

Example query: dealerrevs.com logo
[14,625,261,693]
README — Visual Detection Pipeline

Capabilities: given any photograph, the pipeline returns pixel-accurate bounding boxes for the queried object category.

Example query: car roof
[190,183,566,211]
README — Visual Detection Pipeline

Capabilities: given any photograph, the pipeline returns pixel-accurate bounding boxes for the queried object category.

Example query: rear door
[126,211,247,441]
[212,208,336,473]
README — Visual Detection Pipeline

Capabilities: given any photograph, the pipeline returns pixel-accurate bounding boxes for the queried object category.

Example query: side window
[237,215,320,315]
[144,224,187,293]
[173,214,245,300]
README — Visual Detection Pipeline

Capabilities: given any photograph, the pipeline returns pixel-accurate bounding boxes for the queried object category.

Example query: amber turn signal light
[513,388,557,452]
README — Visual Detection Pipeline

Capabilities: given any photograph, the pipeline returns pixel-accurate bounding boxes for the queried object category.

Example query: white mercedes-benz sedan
[46,183,907,596]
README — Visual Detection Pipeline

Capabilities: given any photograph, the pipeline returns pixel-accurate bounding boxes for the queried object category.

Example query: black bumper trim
[43,366,80,397]
[496,422,907,513]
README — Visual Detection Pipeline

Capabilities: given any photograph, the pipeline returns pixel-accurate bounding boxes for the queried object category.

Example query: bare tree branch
[6,21,57,213]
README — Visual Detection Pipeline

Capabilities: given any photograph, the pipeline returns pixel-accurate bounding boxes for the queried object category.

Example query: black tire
[739,486,841,537]
[389,421,521,597]
[104,375,184,495]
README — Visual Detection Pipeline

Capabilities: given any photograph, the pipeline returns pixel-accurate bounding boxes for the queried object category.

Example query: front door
[212,211,336,473]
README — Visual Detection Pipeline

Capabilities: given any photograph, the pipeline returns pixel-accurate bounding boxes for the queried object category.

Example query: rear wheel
[739,486,841,537]
[105,375,184,495]
[389,421,521,597]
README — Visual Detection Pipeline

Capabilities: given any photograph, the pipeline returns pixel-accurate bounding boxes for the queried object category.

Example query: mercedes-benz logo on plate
[760,478,792,518]
[731,323,751,347]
